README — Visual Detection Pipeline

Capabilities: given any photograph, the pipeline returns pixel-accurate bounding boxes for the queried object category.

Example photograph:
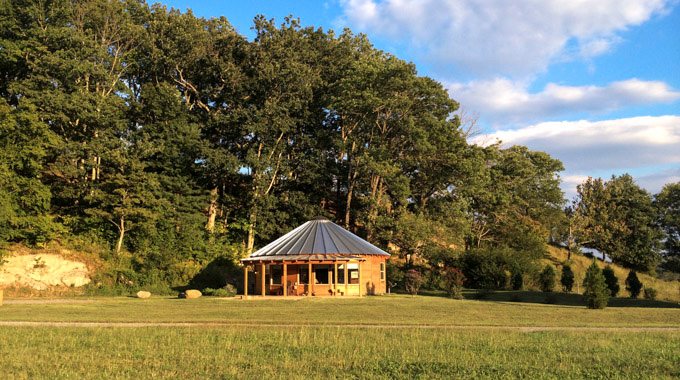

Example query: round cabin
[241,217,390,297]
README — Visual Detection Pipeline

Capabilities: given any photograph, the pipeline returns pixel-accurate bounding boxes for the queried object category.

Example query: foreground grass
[2,326,679,379]
[1,294,679,327]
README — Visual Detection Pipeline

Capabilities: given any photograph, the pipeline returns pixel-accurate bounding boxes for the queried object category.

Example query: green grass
[1,326,679,379]
[1,293,679,327]
[1,295,679,379]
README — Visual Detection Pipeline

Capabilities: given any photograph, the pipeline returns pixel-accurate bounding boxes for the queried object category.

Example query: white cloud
[474,115,680,171]
[340,0,672,77]
[474,115,680,198]
[447,78,680,125]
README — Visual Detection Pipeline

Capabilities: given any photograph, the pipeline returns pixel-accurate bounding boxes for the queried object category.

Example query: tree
[468,146,564,257]
[655,183,680,272]
[573,175,662,271]
[539,264,556,292]
[583,260,610,309]
[625,271,643,299]
[561,264,575,292]
[602,265,620,297]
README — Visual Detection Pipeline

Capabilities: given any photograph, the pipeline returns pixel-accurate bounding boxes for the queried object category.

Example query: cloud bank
[446,78,680,125]
[474,115,680,170]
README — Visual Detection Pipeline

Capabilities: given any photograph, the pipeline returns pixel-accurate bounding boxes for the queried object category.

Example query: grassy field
[1,293,679,327]
[0,292,680,379]
[1,295,679,379]
[2,326,679,379]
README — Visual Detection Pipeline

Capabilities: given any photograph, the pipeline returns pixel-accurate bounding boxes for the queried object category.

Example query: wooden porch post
[244,265,248,297]
[261,262,266,297]
[344,263,348,296]
[283,262,288,297]
[334,263,338,296]
[358,261,363,297]
[309,262,314,295]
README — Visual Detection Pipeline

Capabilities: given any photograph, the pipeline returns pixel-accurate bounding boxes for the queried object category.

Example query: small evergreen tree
[539,264,556,292]
[625,271,643,299]
[583,260,610,309]
[511,270,523,290]
[602,265,620,297]
[560,264,574,292]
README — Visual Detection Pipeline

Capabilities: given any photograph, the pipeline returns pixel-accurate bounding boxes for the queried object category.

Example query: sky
[162,0,680,201]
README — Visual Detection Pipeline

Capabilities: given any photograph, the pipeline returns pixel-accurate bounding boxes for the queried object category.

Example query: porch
[241,255,365,297]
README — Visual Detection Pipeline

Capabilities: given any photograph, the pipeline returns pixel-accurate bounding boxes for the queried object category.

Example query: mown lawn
[1,326,679,379]
[1,293,679,327]
[1,294,679,379]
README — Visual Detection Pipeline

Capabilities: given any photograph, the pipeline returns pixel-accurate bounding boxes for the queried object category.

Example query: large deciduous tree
[573,175,662,271]
[655,182,680,271]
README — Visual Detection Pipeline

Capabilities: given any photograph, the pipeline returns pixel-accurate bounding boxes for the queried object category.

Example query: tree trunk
[115,216,125,254]
[567,225,573,260]
[206,187,218,232]
[344,181,354,229]
[246,211,256,254]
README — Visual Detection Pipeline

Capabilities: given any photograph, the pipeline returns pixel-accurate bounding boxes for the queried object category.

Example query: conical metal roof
[246,217,390,258]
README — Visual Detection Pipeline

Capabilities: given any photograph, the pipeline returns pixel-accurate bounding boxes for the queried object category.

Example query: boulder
[136,291,151,299]
[184,289,202,299]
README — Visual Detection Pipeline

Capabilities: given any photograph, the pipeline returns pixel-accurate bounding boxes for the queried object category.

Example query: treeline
[0,0,677,291]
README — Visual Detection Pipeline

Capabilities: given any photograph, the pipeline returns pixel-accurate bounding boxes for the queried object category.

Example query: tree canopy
[1,0,676,290]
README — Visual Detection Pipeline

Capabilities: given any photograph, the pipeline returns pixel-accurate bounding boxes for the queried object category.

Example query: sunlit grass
[1,294,678,327]
[2,326,679,379]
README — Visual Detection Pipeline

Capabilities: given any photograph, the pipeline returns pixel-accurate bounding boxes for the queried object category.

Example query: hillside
[543,245,679,303]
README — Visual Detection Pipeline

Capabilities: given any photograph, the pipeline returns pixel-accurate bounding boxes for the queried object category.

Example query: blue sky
[163,0,680,200]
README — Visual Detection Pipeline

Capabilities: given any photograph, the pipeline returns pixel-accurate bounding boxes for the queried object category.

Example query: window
[348,263,359,284]
[337,264,346,284]
[380,262,385,281]
[268,265,282,285]
[299,266,309,284]
[314,265,329,284]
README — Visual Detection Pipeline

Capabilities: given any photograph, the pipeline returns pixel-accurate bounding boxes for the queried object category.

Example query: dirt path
[0,320,678,332]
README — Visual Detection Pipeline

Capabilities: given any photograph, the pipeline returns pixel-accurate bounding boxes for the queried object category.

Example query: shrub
[442,266,466,299]
[511,270,523,290]
[405,269,423,296]
[625,271,643,299]
[560,264,574,292]
[643,287,657,301]
[203,284,237,297]
[539,264,556,292]
[602,265,619,297]
[459,250,508,290]
[223,284,237,297]
[583,260,610,309]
